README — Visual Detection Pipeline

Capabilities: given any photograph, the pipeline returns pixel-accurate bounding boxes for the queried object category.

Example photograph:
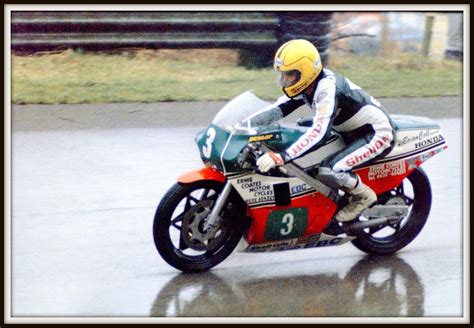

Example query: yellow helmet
[273,39,323,98]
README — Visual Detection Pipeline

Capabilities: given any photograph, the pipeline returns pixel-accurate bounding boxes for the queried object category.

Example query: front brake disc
[181,199,228,251]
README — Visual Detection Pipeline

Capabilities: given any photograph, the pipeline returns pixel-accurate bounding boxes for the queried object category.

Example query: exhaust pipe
[345,217,394,233]
[344,204,408,233]
[325,216,401,236]
[324,204,408,236]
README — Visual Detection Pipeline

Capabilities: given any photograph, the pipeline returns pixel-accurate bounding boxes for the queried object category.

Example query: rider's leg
[319,106,395,223]
[318,167,377,222]
[334,173,378,223]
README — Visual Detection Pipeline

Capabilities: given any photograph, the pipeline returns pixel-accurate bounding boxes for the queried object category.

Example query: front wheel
[153,180,247,273]
[351,167,432,255]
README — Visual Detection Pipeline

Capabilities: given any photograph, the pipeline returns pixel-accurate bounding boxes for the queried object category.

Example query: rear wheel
[153,180,247,273]
[351,168,431,255]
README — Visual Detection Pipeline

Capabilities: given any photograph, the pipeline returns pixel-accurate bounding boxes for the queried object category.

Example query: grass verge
[11,49,462,104]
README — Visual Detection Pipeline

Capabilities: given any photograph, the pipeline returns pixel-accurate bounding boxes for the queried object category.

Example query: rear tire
[153,181,247,273]
[351,168,431,255]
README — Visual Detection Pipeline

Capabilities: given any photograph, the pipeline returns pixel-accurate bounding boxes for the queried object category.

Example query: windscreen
[212,91,273,133]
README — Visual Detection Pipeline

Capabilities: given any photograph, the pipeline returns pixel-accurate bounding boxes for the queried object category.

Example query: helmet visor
[277,70,301,88]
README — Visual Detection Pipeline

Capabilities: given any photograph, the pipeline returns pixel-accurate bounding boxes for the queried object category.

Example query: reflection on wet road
[151,256,425,317]
[10,106,465,321]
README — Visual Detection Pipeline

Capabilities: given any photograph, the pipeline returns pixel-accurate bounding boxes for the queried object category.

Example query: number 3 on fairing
[202,127,216,158]
[280,213,294,235]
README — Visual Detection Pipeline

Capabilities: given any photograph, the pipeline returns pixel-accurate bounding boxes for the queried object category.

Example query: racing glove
[256,151,285,172]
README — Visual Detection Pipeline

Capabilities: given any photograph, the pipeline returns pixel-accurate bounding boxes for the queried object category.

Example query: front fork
[202,180,233,232]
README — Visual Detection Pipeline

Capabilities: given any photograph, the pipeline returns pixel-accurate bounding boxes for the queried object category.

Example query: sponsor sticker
[346,134,391,167]
[288,115,327,157]
[244,233,355,252]
[368,161,406,180]
[415,135,444,149]
[405,146,447,170]
[235,176,274,205]
[398,129,442,148]
[231,175,317,207]
[291,183,308,194]
[249,133,279,142]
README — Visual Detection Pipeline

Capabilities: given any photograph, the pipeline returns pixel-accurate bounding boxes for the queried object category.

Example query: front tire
[153,180,247,273]
[351,168,432,255]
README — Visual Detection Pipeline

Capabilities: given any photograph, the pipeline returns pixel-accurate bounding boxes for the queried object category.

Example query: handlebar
[237,141,337,201]
[236,143,258,170]
[278,166,289,175]
[238,142,290,176]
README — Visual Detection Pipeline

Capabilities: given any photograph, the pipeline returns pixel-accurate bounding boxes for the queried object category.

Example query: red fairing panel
[244,145,448,245]
[356,144,448,194]
[177,167,226,184]
[355,164,414,195]
[245,192,337,245]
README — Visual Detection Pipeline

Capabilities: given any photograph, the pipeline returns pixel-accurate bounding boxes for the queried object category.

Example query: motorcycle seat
[390,114,440,131]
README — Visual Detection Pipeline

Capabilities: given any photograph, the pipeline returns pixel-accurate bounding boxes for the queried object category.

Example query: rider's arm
[284,78,336,160]
[247,95,305,126]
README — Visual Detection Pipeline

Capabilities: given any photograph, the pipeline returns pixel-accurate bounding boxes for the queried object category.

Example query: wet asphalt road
[9,97,466,322]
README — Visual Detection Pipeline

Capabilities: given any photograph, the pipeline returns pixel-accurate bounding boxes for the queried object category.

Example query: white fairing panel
[384,128,445,160]
[291,115,447,169]
[292,134,346,168]
[229,174,315,208]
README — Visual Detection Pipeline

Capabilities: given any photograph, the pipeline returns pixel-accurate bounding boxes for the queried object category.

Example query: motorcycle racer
[251,39,396,223]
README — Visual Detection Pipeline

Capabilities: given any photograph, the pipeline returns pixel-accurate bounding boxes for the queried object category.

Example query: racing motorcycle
[153,91,448,273]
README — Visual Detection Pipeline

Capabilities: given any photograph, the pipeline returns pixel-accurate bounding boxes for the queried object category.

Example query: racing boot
[335,177,377,223]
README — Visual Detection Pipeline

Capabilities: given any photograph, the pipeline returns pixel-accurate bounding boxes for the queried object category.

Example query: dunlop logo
[249,134,276,142]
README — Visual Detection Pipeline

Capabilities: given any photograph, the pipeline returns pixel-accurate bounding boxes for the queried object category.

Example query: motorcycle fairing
[237,140,447,246]
[178,167,226,184]
[229,173,318,208]
[239,233,356,253]
[195,125,249,174]
[355,122,448,194]
[245,193,337,244]
[229,173,336,245]
[195,124,304,174]
[356,144,448,194]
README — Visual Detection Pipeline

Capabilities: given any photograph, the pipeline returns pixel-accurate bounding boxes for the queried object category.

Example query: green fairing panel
[196,124,307,173]
[265,125,306,153]
[221,134,251,171]
[195,125,249,172]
